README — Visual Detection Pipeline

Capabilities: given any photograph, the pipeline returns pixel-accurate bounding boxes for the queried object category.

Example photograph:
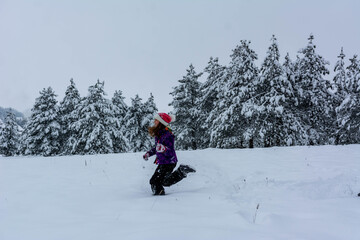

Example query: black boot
[178,164,196,177]
[151,184,165,195]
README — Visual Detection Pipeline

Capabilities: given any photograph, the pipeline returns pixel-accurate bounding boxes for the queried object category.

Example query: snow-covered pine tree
[346,55,360,95]
[0,110,20,156]
[332,48,348,144]
[333,48,347,99]
[169,64,202,150]
[198,57,226,149]
[336,54,360,144]
[111,90,129,153]
[70,80,117,155]
[282,53,308,146]
[59,79,81,154]
[294,34,332,145]
[142,93,158,150]
[21,87,61,156]
[248,35,302,147]
[112,90,128,121]
[283,53,297,103]
[124,95,147,152]
[210,40,258,148]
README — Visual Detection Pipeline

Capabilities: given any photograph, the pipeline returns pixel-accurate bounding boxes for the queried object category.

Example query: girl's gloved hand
[156,143,167,153]
[143,152,150,161]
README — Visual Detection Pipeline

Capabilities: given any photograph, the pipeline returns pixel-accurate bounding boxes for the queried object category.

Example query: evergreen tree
[248,35,302,147]
[336,93,360,144]
[332,48,348,144]
[294,34,332,145]
[211,40,258,148]
[21,87,61,156]
[71,80,117,155]
[112,90,129,153]
[169,64,202,150]
[346,55,360,93]
[282,53,308,145]
[336,54,360,144]
[0,110,20,156]
[198,57,226,149]
[112,90,128,121]
[142,93,158,149]
[283,53,295,85]
[59,79,81,154]
[333,48,347,98]
[124,95,147,152]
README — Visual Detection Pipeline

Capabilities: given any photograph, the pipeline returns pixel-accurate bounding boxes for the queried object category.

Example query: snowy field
[1,145,360,240]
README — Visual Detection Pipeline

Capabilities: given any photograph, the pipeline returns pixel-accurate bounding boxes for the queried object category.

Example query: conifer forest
[1,34,359,156]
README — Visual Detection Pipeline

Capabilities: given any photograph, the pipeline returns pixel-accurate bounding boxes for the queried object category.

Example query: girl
[143,113,196,195]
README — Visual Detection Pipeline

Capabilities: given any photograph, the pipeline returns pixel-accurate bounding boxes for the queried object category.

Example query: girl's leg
[149,164,176,195]
[162,164,196,187]
[162,168,184,187]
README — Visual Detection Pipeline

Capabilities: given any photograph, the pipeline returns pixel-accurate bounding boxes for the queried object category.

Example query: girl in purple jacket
[143,113,196,195]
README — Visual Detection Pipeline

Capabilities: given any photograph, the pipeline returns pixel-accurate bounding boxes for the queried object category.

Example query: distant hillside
[0,107,27,128]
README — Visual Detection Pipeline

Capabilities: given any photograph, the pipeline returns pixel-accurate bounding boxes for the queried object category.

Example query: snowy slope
[1,145,360,240]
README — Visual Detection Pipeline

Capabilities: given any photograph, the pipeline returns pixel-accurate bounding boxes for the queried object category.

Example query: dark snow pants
[149,163,185,195]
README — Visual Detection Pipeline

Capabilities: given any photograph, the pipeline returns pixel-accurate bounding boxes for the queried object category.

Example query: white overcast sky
[1,0,359,113]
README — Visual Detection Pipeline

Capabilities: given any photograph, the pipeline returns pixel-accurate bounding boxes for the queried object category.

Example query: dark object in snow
[358,193,360,197]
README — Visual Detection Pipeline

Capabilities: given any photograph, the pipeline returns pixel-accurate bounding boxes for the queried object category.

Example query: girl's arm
[148,146,156,157]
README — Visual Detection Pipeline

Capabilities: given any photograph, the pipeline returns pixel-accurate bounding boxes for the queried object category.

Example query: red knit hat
[154,113,176,127]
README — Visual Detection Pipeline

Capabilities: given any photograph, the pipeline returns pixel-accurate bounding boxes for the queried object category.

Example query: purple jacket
[147,129,178,165]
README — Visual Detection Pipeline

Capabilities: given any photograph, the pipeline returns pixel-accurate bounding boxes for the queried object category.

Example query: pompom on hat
[154,113,176,127]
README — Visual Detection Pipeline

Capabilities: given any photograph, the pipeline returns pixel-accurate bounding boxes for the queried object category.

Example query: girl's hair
[148,122,166,137]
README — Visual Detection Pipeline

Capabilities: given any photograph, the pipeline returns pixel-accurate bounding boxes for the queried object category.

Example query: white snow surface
[1,145,360,240]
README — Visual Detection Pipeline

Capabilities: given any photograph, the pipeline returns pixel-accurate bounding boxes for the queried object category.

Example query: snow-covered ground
[1,145,360,240]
